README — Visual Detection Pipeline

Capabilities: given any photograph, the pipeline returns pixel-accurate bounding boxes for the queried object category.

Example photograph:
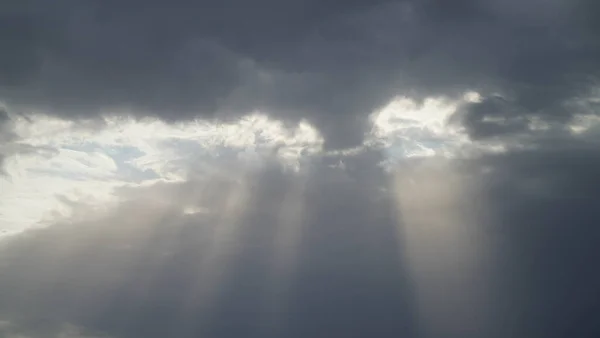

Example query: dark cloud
[1,0,599,148]
[454,96,532,139]
[471,145,600,337]
[0,108,15,174]
[0,107,13,140]
[0,161,419,338]
[1,144,600,337]
[2,1,600,337]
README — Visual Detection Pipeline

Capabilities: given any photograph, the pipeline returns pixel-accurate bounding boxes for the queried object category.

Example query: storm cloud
[1,148,600,337]
[1,0,599,147]
[0,160,419,338]
[2,1,600,337]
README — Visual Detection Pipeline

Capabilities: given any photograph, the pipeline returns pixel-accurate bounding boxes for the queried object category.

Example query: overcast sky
[1,0,600,337]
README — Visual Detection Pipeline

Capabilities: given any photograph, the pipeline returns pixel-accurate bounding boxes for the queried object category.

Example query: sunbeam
[392,159,494,337]
[261,173,309,334]
[175,171,252,334]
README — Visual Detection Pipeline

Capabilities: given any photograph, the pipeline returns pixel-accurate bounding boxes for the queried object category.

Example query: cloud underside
[1,148,600,338]
[1,0,600,148]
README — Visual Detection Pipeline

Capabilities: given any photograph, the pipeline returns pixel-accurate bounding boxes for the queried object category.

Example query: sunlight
[262,174,309,333]
[177,171,252,327]
[366,95,470,161]
[0,111,322,236]
[391,160,492,337]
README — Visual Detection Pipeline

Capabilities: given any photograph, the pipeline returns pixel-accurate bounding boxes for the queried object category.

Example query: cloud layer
[2,149,600,337]
[2,1,600,337]
[1,0,599,147]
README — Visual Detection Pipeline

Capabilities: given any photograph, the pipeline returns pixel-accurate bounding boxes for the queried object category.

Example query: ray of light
[174,171,252,334]
[91,200,186,331]
[391,160,494,337]
[260,173,309,334]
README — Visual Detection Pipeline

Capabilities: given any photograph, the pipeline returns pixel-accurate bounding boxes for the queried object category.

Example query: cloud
[0,320,111,338]
[2,1,600,337]
[468,145,600,337]
[1,91,476,237]
[1,0,599,148]
[0,159,421,338]
[0,109,327,235]
[1,138,599,337]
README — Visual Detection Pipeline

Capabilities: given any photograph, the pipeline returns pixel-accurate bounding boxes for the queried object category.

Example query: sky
[1,0,600,337]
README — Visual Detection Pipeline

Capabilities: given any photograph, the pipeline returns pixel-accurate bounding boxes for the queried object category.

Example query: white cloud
[0,94,488,236]
[569,114,600,135]
[0,112,324,235]
[366,95,471,164]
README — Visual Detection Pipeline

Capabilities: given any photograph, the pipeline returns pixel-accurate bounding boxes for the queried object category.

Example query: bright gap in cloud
[367,94,472,166]
[0,112,323,236]
[1,94,477,236]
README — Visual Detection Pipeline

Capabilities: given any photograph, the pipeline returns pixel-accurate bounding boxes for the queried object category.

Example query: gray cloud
[1,144,600,337]
[0,160,419,338]
[471,146,600,337]
[0,321,109,338]
[2,1,600,337]
[1,0,599,148]
[0,111,58,177]
[0,108,16,174]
